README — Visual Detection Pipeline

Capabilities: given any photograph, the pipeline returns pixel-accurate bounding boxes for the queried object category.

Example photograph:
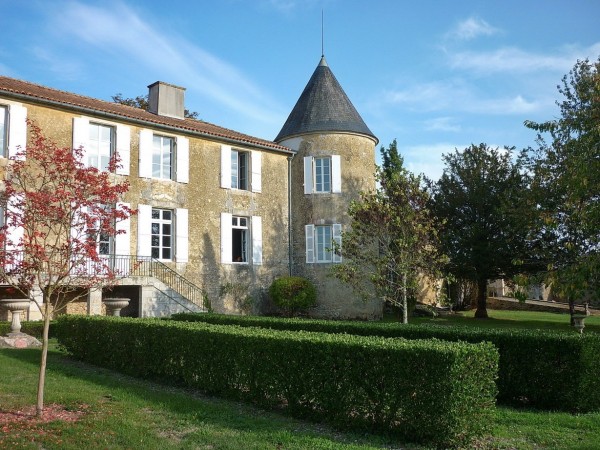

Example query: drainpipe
[287,154,295,276]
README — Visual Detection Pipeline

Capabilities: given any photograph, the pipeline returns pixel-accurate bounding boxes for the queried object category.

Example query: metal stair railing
[110,255,208,311]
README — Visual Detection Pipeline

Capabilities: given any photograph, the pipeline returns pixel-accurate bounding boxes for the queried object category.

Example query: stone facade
[0,57,385,320]
[282,132,382,319]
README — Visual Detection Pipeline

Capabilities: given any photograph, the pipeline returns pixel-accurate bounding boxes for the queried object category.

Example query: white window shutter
[175,208,189,263]
[138,129,153,178]
[72,117,89,165]
[304,156,313,194]
[221,212,232,264]
[176,136,189,183]
[8,104,27,159]
[115,125,131,175]
[251,150,262,193]
[220,145,231,188]
[331,155,342,193]
[114,202,131,255]
[252,216,262,265]
[305,224,315,263]
[332,223,342,263]
[137,204,152,257]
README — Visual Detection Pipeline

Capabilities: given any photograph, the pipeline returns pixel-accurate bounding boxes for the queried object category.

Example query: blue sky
[1,0,599,179]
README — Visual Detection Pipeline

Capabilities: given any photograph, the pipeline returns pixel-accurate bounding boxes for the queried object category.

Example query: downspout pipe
[287,153,295,276]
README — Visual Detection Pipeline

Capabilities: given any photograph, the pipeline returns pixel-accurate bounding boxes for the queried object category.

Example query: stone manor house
[0,56,385,320]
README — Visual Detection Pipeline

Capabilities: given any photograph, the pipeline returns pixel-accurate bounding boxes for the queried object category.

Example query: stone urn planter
[102,297,130,317]
[0,298,31,334]
[572,314,587,334]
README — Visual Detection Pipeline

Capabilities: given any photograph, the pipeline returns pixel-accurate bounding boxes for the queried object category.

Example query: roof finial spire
[321,9,324,57]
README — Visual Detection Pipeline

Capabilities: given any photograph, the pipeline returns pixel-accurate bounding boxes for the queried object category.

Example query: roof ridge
[0,75,291,153]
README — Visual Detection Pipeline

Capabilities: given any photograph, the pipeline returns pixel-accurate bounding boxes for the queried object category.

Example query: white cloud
[423,117,460,132]
[30,47,83,80]
[382,80,539,115]
[446,17,500,41]
[48,1,284,125]
[400,143,464,180]
[401,142,511,180]
[448,43,600,74]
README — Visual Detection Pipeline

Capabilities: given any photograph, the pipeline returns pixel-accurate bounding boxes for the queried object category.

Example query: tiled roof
[0,76,292,154]
[275,57,377,144]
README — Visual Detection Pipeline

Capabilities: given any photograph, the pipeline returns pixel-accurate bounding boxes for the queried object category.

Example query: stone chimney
[147,81,186,119]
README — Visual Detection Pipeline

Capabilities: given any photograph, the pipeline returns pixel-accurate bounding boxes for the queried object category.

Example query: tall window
[231,150,249,190]
[231,216,248,262]
[151,208,172,260]
[88,123,114,170]
[305,223,342,264]
[0,105,7,157]
[152,135,173,179]
[315,225,333,262]
[314,157,331,193]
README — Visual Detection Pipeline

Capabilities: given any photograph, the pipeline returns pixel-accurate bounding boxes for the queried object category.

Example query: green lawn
[405,308,600,333]
[1,338,600,449]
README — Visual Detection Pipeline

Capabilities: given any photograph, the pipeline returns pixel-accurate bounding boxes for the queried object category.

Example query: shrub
[55,315,498,449]
[269,276,316,315]
[170,312,600,412]
[0,320,48,338]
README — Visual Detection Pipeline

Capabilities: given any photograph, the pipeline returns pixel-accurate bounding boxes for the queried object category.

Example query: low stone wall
[487,296,597,315]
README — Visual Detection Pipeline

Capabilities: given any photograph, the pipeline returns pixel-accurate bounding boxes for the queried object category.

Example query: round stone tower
[275,56,382,319]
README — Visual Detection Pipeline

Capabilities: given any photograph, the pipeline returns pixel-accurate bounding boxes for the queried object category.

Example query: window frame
[231,216,249,263]
[152,134,174,180]
[231,149,249,190]
[305,223,342,264]
[315,225,333,262]
[314,157,332,193]
[87,122,115,171]
[150,208,173,261]
[304,155,341,195]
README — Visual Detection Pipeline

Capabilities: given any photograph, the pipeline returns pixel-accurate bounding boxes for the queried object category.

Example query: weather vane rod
[321,9,324,57]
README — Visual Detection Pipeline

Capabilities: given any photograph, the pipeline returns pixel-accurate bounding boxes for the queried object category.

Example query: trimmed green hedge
[0,321,49,338]
[170,313,600,412]
[55,315,498,449]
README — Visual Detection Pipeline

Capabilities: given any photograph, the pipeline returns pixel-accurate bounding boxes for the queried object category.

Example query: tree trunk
[36,296,51,418]
[402,272,408,324]
[474,278,489,319]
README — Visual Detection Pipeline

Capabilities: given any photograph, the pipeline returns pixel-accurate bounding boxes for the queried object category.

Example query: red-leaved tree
[0,120,134,417]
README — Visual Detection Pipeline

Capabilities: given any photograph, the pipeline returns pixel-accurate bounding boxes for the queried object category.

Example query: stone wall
[284,132,383,320]
[21,101,291,316]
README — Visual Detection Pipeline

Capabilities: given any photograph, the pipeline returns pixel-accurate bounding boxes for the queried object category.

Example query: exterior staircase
[111,255,209,313]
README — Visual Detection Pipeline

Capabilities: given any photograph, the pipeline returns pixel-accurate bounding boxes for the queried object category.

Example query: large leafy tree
[0,121,134,416]
[332,140,444,323]
[524,57,600,313]
[429,144,534,318]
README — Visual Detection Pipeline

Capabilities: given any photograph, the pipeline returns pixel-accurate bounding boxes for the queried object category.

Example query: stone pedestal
[102,297,130,316]
[0,298,42,348]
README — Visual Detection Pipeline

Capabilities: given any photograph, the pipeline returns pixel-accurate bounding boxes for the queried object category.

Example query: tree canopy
[428,143,533,318]
[0,121,134,416]
[332,140,444,323]
[524,57,600,307]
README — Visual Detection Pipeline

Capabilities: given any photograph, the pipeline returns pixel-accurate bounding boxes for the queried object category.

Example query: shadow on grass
[409,314,600,333]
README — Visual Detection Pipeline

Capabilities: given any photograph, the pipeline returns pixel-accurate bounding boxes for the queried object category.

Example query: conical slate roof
[275,56,377,143]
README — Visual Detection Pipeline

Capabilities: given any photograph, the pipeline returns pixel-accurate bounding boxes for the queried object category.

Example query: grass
[1,340,600,449]
[402,308,600,333]
[0,344,408,450]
